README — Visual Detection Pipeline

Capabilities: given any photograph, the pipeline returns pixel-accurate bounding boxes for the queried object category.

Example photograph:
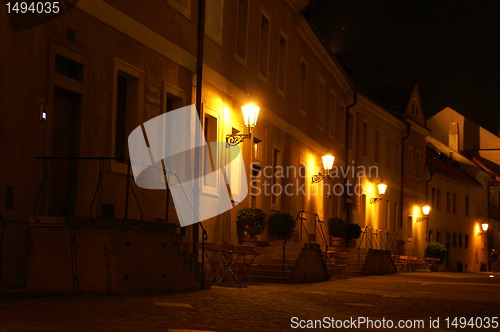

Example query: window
[386,199,391,231]
[374,131,380,163]
[277,32,287,93]
[393,202,398,231]
[452,233,457,248]
[55,54,84,81]
[339,104,345,144]
[253,137,263,161]
[203,113,218,188]
[114,67,142,164]
[271,146,282,209]
[5,186,13,210]
[299,59,308,114]
[165,94,183,113]
[348,112,354,150]
[465,196,469,216]
[437,189,441,209]
[394,143,399,172]
[453,193,456,214]
[386,138,391,168]
[362,123,368,157]
[408,147,414,177]
[205,0,224,44]
[235,0,249,61]
[446,192,451,212]
[415,151,421,179]
[328,92,336,138]
[464,234,469,248]
[258,12,270,78]
[458,233,463,248]
[436,232,441,243]
[298,163,306,208]
[407,215,413,239]
[431,188,436,208]
[167,0,191,19]
[317,78,325,129]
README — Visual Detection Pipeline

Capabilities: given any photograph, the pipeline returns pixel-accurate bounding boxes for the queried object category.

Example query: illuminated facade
[1,0,496,292]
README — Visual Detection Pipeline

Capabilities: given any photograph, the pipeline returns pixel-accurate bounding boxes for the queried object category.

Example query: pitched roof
[364,82,415,117]
[472,155,500,179]
[426,142,481,186]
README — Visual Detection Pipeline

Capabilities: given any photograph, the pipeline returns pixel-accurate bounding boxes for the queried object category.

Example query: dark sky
[306,0,500,135]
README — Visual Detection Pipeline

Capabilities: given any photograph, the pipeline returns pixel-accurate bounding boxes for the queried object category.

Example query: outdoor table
[202,243,261,287]
[325,251,349,277]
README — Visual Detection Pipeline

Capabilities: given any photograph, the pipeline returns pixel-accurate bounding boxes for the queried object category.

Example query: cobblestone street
[1,272,499,331]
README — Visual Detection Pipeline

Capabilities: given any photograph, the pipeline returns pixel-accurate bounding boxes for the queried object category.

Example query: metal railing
[33,156,144,223]
[358,226,398,253]
[295,209,329,258]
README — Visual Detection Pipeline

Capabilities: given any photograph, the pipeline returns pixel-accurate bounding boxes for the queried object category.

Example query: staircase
[247,241,302,283]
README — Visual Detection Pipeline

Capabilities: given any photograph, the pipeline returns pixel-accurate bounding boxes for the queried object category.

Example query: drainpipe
[193,0,206,268]
[343,90,357,223]
[0,216,4,289]
[399,121,411,246]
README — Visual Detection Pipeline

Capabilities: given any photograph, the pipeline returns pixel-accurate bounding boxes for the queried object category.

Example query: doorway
[48,87,82,216]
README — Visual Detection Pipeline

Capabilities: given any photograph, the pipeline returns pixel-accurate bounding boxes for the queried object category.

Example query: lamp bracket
[226,133,251,146]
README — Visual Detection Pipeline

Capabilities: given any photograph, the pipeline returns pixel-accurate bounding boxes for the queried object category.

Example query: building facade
[1,0,495,292]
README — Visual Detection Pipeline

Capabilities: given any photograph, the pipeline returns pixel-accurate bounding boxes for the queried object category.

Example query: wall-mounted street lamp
[311,155,335,183]
[226,103,260,146]
[416,205,431,222]
[481,223,489,234]
[370,183,387,204]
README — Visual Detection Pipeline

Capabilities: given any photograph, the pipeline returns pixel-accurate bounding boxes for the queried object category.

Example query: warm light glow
[377,183,387,196]
[422,205,431,216]
[322,155,335,171]
[482,223,489,232]
[242,103,260,128]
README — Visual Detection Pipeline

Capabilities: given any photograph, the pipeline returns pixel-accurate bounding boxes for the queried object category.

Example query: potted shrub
[424,242,447,271]
[328,218,346,247]
[344,223,362,247]
[268,213,296,241]
[236,207,266,243]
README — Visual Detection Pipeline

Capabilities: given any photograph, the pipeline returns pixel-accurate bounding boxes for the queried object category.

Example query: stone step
[259,253,300,261]
[247,269,292,277]
[250,262,294,271]
[253,258,298,265]
[247,275,291,284]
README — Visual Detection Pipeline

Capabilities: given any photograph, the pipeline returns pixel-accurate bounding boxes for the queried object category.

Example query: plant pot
[330,237,344,247]
[346,239,357,248]
[243,235,258,245]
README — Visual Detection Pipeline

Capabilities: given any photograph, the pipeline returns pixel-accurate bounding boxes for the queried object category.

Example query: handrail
[282,239,291,276]
[295,209,329,261]
[314,214,329,255]
[199,222,208,272]
[295,210,309,244]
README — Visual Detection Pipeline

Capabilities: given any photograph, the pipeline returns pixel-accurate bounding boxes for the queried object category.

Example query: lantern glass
[322,155,335,171]
[422,205,431,216]
[481,223,489,232]
[377,183,387,196]
[242,103,260,128]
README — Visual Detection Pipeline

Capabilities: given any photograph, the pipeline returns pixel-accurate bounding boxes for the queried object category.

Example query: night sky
[306,0,500,135]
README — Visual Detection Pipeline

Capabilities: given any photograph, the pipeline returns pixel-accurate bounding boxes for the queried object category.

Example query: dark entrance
[48,87,81,216]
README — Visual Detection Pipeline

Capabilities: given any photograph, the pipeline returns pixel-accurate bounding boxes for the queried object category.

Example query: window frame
[111,58,144,174]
